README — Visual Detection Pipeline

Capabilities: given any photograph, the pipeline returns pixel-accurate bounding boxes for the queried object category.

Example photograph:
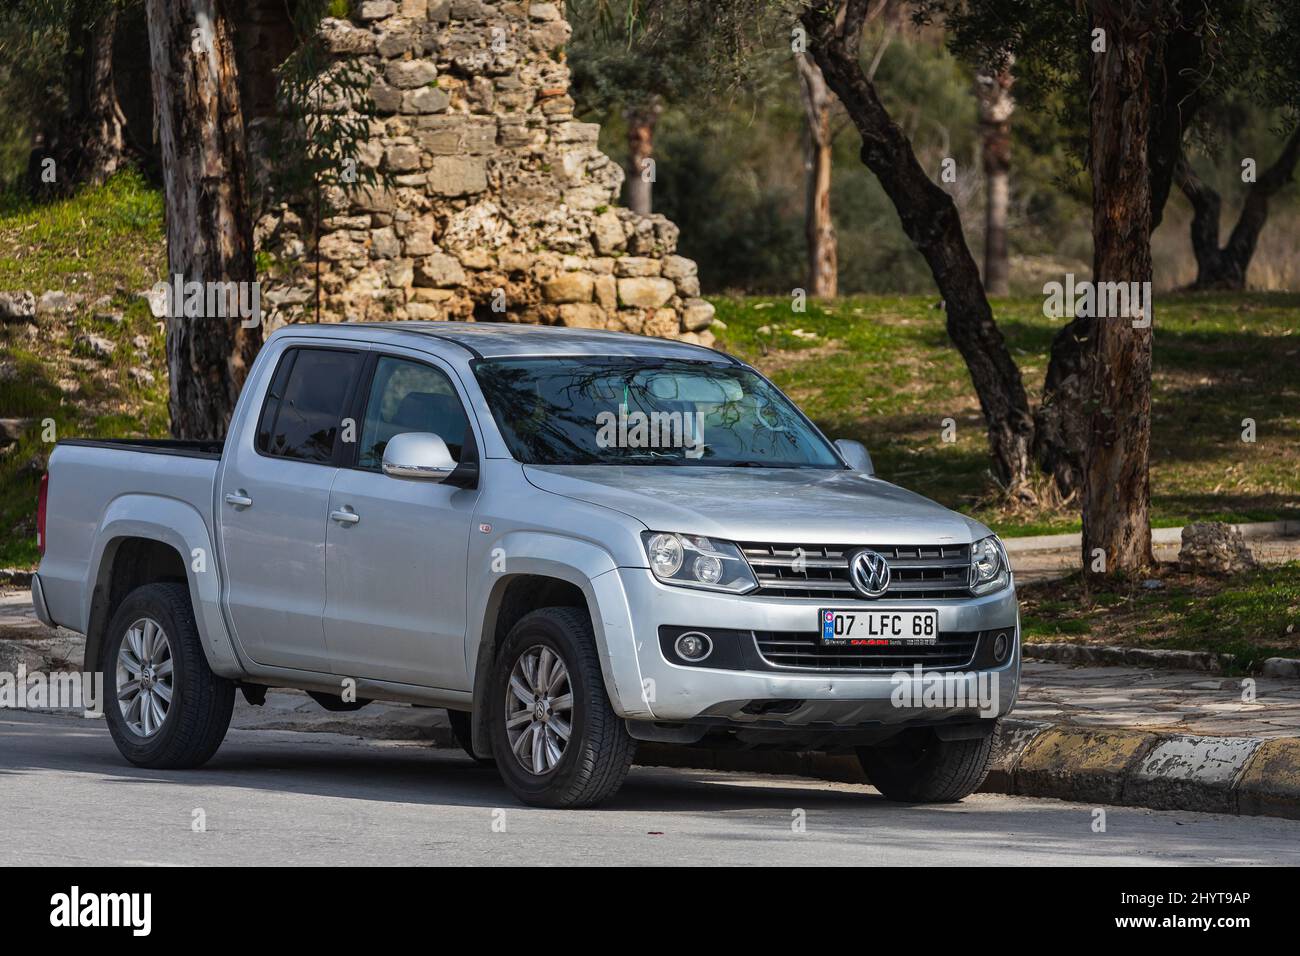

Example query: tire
[489,607,634,808]
[446,709,494,766]
[102,582,235,769]
[857,725,996,803]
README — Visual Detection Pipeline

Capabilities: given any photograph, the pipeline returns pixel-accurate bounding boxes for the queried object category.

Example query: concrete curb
[1023,641,1300,678]
[1001,518,1300,554]
[1025,642,1234,673]
[0,569,33,588]
[635,718,1300,821]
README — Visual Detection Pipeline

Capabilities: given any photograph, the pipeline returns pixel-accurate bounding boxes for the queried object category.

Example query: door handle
[330,509,360,526]
[224,491,253,508]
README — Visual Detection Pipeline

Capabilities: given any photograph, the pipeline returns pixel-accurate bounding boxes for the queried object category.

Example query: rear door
[323,350,480,689]
[218,344,365,672]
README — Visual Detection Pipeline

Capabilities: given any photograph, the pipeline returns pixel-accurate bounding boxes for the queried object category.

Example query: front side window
[358,356,470,470]
[257,348,362,463]
[472,357,842,468]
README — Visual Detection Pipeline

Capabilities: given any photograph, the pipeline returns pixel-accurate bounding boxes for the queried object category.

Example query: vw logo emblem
[850,550,891,598]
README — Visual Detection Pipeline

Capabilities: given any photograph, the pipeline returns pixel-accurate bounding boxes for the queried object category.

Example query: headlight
[970,535,1010,595]
[642,532,757,593]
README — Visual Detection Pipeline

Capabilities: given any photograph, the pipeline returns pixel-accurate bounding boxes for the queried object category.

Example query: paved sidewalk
[0,588,64,641]
[1015,660,1300,738]
[4,586,1299,742]
[229,688,453,741]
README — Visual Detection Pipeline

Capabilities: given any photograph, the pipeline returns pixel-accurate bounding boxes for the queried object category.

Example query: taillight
[37,472,48,557]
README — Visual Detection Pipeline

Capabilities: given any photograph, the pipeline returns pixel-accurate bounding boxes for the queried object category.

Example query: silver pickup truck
[33,321,1019,807]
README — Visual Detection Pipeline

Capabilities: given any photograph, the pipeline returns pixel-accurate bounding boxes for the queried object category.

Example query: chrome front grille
[739,542,973,600]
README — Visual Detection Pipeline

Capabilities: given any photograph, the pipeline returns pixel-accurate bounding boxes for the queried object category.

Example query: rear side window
[256,348,362,463]
[358,356,469,470]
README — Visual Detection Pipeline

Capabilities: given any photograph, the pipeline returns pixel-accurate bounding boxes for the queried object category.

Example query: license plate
[820,608,939,646]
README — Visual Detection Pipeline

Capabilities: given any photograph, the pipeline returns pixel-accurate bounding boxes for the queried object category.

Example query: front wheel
[489,607,634,808]
[857,726,995,803]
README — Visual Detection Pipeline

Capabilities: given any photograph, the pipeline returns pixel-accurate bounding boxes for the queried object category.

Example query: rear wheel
[857,726,995,803]
[102,583,235,769]
[489,607,634,808]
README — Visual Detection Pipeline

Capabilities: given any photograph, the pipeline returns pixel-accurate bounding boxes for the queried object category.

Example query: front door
[218,344,364,672]
[323,353,479,689]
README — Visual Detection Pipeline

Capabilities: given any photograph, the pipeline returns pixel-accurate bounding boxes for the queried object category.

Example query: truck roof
[314,320,736,363]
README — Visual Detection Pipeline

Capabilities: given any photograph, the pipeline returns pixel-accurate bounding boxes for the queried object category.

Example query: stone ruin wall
[255,0,716,346]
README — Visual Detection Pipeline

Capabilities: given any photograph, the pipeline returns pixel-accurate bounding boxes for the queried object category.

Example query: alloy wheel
[504,644,574,775]
[116,617,174,738]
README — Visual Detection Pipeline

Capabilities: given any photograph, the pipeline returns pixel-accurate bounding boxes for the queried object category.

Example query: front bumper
[598,567,1020,726]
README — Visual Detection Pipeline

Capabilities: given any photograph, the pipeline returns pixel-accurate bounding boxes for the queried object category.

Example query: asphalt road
[3,710,1299,866]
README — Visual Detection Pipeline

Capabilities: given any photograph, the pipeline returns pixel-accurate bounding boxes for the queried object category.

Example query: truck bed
[57,437,224,459]
[37,439,224,634]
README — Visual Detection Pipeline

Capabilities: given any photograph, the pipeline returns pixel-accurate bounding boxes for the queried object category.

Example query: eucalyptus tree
[926,0,1273,573]
[146,0,380,438]
[144,0,260,439]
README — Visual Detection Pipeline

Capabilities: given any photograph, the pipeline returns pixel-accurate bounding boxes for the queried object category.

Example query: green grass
[2,177,1297,567]
[1020,562,1300,671]
[711,293,1300,537]
[0,170,168,568]
[0,170,162,293]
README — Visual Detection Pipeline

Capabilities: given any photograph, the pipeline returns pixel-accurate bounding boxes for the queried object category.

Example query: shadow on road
[5,713,1298,866]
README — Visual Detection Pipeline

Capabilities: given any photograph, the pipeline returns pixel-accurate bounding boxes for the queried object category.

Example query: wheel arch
[468,538,649,758]
[83,497,245,680]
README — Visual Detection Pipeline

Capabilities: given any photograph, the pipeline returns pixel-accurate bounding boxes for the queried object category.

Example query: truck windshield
[473,357,843,468]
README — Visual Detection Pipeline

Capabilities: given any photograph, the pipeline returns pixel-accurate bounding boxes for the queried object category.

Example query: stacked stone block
[256,0,715,346]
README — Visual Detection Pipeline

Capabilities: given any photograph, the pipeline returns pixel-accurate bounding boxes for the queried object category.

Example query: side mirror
[382,432,458,482]
[834,439,874,476]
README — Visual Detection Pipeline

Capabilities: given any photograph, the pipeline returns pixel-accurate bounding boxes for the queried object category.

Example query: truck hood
[522,465,989,545]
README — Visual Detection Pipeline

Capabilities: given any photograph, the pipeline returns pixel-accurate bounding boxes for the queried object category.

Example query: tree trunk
[1175,155,1231,287]
[145,0,262,440]
[1147,5,1211,232]
[1035,3,1211,499]
[976,66,1013,297]
[31,2,128,192]
[78,4,128,185]
[801,0,1035,495]
[1033,315,1092,501]
[624,99,661,215]
[1177,129,1300,290]
[796,53,838,298]
[1080,1,1158,576]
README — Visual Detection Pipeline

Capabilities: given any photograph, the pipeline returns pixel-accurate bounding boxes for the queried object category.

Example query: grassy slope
[1020,562,1300,671]
[712,294,1300,536]
[0,171,168,567]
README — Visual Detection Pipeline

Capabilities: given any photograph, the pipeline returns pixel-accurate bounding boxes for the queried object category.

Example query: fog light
[992,631,1010,662]
[674,631,713,662]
